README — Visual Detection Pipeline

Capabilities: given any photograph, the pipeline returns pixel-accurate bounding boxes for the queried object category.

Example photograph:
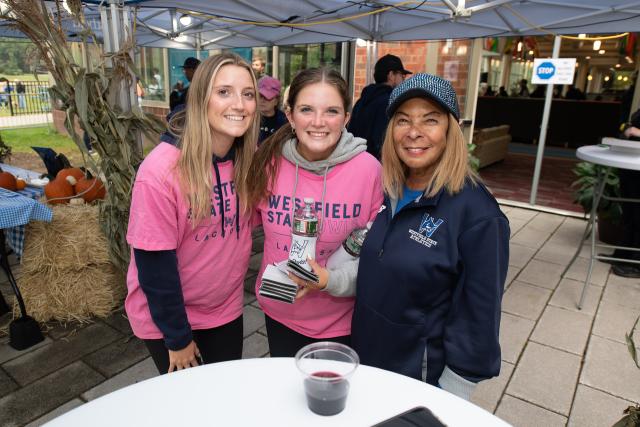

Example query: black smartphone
[371,406,447,427]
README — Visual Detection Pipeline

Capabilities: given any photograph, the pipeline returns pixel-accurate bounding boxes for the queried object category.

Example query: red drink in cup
[295,342,359,416]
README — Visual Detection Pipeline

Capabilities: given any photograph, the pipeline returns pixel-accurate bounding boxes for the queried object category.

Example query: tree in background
[0,38,38,75]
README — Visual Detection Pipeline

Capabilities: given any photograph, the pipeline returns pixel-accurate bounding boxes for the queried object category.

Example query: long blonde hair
[381,111,478,199]
[172,53,259,222]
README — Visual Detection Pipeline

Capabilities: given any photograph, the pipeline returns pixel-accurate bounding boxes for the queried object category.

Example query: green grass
[0,125,76,153]
[1,74,50,82]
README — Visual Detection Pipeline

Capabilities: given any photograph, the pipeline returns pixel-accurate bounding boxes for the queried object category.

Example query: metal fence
[0,81,52,116]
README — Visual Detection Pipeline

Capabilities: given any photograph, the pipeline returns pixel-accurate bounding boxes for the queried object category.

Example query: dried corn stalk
[1,0,165,272]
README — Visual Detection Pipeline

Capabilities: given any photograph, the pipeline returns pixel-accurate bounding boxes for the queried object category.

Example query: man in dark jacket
[162,57,200,145]
[348,54,411,160]
[607,110,640,278]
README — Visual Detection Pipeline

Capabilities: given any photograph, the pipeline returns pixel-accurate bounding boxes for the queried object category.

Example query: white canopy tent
[3,1,640,49]
[2,0,639,208]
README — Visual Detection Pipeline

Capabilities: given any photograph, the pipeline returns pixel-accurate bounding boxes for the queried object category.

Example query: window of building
[508,60,533,96]
[136,47,167,102]
[278,43,343,88]
[167,49,209,96]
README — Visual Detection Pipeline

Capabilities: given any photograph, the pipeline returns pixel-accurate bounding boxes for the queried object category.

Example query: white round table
[567,143,640,309]
[576,144,640,170]
[44,358,509,427]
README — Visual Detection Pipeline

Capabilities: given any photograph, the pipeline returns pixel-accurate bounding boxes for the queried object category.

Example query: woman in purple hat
[257,75,287,145]
[351,73,510,401]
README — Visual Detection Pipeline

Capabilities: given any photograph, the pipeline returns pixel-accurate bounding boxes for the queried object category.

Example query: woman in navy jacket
[351,74,510,401]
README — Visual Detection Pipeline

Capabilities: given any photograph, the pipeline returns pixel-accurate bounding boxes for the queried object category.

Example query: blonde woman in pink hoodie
[248,68,384,356]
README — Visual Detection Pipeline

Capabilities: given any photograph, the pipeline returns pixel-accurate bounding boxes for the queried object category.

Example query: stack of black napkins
[286,259,319,283]
[259,264,298,304]
[259,261,320,304]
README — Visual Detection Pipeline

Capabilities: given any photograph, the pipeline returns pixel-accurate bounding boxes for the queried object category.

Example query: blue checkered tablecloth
[1,187,52,258]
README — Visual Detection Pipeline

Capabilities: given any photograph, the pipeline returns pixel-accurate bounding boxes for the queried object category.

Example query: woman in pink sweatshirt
[248,68,384,356]
[126,53,259,374]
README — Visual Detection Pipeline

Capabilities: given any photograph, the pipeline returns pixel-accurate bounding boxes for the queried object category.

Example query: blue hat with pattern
[387,73,460,120]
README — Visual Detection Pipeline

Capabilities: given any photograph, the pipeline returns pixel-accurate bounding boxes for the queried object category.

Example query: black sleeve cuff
[134,248,192,351]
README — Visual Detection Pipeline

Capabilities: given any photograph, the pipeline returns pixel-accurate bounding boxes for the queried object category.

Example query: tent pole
[530,35,561,205]
[101,1,141,155]
[365,41,372,86]
[462,38,483,145]
[272,46,280,80]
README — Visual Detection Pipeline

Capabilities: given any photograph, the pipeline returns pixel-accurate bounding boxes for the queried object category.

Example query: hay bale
[14,204,126,323]
[19,204,112,275]
[14,266,125,323]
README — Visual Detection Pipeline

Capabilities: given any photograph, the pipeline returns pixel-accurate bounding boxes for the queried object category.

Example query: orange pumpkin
[74,177,106,203]
[44,177,75,204]
[15,179,26,191]
[56,167,84,183]
[0,172,17,191]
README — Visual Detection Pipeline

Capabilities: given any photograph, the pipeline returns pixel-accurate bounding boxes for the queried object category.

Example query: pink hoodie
[256,150,383,338]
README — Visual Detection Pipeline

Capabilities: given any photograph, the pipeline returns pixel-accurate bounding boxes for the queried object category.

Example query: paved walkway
[1,206,639,426]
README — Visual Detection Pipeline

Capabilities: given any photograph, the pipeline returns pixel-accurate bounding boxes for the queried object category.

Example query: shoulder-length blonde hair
[381,111,478,199]
[171,53,259,222]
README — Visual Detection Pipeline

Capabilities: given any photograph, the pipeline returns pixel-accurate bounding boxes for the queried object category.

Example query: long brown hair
[381,111,478,199]
[171,53,259,222]
[247,67,351,207]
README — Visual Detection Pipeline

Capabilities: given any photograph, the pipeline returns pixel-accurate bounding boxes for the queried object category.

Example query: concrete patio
[1,205,639,426]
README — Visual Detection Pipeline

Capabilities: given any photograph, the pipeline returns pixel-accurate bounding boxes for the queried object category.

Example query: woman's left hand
[288,257,329,300]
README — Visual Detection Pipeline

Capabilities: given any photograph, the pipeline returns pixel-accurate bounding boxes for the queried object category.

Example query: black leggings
[265,314,350,357]
[144,316,243,374]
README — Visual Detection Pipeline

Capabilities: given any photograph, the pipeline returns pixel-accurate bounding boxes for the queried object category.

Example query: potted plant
[467,142,480,172]
[571,162,624,245]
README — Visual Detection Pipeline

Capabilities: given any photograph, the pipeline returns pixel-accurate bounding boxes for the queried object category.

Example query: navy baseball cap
[375,54,412,77]
[387,73,460,120]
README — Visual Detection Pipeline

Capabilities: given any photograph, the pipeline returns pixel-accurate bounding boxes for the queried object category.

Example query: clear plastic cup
[294,342,360,416]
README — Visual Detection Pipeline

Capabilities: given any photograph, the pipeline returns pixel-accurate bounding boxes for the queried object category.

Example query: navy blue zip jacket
[347,83,393,160]
[351,180,509,387]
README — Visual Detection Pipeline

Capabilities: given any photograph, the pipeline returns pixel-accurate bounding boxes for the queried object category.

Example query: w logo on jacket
[419,214,444,238]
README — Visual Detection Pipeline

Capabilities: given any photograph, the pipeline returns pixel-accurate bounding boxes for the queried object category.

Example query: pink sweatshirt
[256,152,383,338]
[125,143,252,339]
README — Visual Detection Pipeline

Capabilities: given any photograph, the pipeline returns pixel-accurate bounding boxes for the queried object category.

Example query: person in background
[169,57,200,111]
[530,85,546,98]
[348,54,412,160]
[351,74,509,401]
[248,68,383,357]
[16,81,26,110]
[498,86,509,97]
[606,111,640,278]
[553,86,563,99]
[162,57,201,145]
[252,57,266,78]
[136,77,145,106]
[126,53,259,374]
[565,85,586,100]
[153,68,162,92]
[257,75,287,145]
[517,79,530,97]
[0,78,7,107]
